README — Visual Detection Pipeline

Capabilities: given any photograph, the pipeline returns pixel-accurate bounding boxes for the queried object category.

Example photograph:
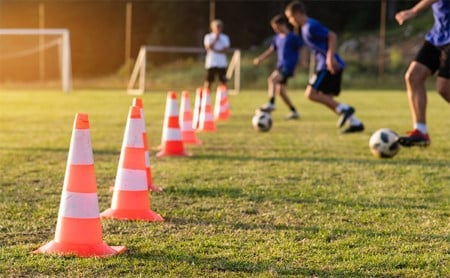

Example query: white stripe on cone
[68,130,94,165]
[162,127,182,141]
[124,118,145,148]
[115,169,148,191]
[58,191,100,218]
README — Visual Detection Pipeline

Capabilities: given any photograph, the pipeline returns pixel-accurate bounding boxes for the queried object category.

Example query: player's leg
[436,77,450,103]
[203,68,215,89]
[306,70,359,130]
[218,67,228,88]
[260,70,282,112]
[278,80,299,120]
[397,41,440,147]
[436,47,450,103]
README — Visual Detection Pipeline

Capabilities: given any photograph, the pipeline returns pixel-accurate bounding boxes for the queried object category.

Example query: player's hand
[395,9,415,25]
[326,56,338,74]
[253,58,260,65]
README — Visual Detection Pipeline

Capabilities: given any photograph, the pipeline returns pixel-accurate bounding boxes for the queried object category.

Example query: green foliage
[0,90,449,277]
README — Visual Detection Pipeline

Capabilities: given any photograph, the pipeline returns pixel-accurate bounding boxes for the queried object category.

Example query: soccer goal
[0,29,72,92]
[127,45,241,95]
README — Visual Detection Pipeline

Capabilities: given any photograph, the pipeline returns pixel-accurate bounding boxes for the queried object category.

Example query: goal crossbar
[127,45,240,95]
[0,28,72,92]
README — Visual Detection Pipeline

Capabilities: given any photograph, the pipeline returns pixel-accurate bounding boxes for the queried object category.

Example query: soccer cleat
[397,129,430,147]
[259,103,276,113]
[285,111,300,120]
[337,106,355,128]
[341,123,364,133]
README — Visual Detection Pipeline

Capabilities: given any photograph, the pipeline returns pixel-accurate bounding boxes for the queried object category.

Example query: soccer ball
[252,111,272,132]
[369,128,400,158]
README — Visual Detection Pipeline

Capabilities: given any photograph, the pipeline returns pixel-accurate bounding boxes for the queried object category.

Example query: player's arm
[326,31,338,74]
[395,0,438,25]
[253,47,274,65]
[204,34,220,51]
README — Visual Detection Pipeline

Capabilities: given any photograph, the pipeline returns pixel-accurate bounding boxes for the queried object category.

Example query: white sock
[335,103,349,114]
[349,116,361,126]
[414,123,427,134]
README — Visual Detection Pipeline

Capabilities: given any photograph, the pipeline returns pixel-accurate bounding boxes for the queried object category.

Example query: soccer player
[203,19,230,90]
[253,15,303,120]
[285,1,365,133]
[395,0,450,147]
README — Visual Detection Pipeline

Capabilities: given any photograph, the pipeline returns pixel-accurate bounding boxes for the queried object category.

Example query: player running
[395,0,450,147]
[285,1,365,133]
[253,15,303,120]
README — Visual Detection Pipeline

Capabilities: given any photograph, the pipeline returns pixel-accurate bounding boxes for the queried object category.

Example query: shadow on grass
[190,153,450,167]
[165,185,436,211]
[132,249,370,277]
[0,146,120,156]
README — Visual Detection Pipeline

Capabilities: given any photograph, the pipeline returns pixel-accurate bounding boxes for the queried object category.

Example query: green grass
[0,89,449,277]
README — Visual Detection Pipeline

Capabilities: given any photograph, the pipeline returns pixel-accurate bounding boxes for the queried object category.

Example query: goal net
[127,45,241,95]
[0,29,72,92]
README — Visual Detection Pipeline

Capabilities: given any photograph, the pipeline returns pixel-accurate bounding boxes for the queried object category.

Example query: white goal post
[0,28,72,92]
[127,45,240,95]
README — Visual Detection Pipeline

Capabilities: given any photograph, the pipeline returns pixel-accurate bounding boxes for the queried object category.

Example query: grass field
[0,89,449,277]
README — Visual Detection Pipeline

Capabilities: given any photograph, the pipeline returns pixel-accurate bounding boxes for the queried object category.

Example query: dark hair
[270,14,288,26]
[285,1,306,14]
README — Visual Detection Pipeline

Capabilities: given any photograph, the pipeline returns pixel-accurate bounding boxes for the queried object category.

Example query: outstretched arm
[253,47,274,65]
[395,0,438,25]
[326,31,338,74]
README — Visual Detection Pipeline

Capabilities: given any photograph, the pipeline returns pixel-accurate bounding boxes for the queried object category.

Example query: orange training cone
[214,84,231,121]
[197,87,216,132]
[157,92,189,157]
[34,113,126,257]
[179,90,202,145]
[192,87,202,130]
[132,97,163,192]
[101,106,163,221]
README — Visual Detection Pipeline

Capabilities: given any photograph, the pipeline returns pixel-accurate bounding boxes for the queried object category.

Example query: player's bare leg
[260,71,282,112]
[304,85,339,112]
[436,76,450,103]
[278,84,299,119]
[398,61,432,147]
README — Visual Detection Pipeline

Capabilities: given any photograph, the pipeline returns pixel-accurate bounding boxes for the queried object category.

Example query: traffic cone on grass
[101,106,164,221]
[214,84,231,120]
[132,97,163,192]
[192,87,202,130]
[34,113,125,257]
[156,91,189,157]
[179,90,201,145]
[197,88,216,132]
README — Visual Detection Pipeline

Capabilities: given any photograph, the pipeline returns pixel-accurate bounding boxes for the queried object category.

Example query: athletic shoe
[337,106,355,128]
[341,123,364,133]
[397,129,430,147]
[285,111,300,120]
[259,103,275,113]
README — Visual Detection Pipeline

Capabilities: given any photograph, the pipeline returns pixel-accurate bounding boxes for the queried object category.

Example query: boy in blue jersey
[254,15,303,120]
[285,1,364,133]
[395,0,450,147]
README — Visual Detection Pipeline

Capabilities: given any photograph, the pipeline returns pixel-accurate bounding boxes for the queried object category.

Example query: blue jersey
[426,0,450,46]
[301,18,346,71]
[272,32,303,74]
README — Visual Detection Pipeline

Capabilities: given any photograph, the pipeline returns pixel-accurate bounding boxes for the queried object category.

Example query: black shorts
[309,69,343,96]
[205,67,227,83]
[276,67,294,85]
[415,41,450,79]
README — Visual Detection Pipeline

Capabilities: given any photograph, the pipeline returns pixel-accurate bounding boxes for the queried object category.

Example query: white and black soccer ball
[252,111,272,132]
[369,128,400,158]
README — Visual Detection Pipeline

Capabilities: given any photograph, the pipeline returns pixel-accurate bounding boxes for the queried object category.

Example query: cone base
[34,240,125,258]
[100,208,164,222]
[156,150,190,157]
[184,139,202,145]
